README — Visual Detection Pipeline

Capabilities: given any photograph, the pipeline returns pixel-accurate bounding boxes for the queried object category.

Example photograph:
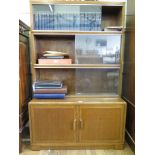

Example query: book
[33,93,65,99]
[43,56,65,59]
[33,81,63,89]
[33,86,67,94]
[38,59,72,64]
[43,51,66,54]
[104,26,123,31]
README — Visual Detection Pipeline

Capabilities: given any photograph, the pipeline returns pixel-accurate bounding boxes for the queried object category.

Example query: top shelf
[31,30,123,35]
[30,0,125,6]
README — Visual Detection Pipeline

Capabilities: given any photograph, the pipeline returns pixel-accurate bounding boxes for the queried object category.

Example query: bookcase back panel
[38,69,76,94]
[35,35,75,63]
[102,6,123,28]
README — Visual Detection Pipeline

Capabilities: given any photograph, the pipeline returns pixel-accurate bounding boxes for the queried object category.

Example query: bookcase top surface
[30,0,125,6]
[29,97,126,104]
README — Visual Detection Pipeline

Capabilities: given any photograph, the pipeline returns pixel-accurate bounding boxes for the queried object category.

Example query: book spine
[38,59,72,64]
[33,93,65,99]
[36,13,39,30]
[44,13,47,30]
[38,13,42,30]
[33,87,67,94]
[33,14,36,29]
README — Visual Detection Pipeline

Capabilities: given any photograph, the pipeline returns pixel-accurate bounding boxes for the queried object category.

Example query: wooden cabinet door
[19,40,31,113]
[29,104,77,145]
[78,104,126,144]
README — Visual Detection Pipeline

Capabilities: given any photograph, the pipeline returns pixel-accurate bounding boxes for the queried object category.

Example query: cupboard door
[78,104,126,143]
[29,104,77,144]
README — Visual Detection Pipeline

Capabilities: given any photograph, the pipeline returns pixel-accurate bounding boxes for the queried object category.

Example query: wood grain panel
[19,42,27,112]
[79,105,125,143]
[29,104,77,143]
[28,99,126,150]
[19,37,32,112]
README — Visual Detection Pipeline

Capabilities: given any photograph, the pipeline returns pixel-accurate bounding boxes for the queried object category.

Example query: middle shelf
[34,64,120,69]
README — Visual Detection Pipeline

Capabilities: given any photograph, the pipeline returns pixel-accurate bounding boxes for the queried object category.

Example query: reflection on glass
[75,35,121,64]
[75,69,119,95]
[32,4,101,31]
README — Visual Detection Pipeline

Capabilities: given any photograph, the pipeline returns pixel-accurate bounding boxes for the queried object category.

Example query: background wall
[19,0,30,26]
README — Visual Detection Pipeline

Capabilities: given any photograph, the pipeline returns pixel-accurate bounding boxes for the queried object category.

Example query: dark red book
[33,86,67,94]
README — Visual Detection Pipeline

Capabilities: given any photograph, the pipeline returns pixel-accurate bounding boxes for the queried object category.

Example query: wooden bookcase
[29,0,127,150]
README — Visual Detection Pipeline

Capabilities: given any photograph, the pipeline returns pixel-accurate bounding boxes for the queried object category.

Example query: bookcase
[29,0,127,150]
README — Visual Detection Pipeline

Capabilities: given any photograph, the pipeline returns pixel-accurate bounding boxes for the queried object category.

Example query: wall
[19,0,30,26]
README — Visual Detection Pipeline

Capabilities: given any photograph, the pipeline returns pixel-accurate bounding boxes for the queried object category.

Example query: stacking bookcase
[29,0,127,150]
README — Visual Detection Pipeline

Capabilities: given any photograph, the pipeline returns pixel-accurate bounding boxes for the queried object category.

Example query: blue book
[38,13,42,30]
[35,13,39,30]
[33,14,36,29]
[33,93,65,99]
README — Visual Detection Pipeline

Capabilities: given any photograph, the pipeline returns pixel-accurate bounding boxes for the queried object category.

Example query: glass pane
[32,4,101,31]
[75,35,121,64]
[75,69,119,95]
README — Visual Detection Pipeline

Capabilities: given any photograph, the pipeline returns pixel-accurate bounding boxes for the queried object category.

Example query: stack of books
[38,51,72,64]
[33,81,67,99]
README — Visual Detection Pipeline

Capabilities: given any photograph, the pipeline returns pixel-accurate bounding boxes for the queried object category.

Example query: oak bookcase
[28,0,127,150]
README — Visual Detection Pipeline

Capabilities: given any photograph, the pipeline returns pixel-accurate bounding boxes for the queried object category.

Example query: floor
[20,142,134,155]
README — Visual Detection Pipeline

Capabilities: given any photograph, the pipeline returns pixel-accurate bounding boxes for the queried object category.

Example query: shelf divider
[31,30,123,36]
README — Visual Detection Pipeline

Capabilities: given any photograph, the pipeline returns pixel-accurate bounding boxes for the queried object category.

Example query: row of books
[33,13,101,31]
[38,51,72,64]
[33,81,67,99]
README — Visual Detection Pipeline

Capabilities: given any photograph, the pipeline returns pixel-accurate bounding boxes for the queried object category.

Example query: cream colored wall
[19,0,30,26]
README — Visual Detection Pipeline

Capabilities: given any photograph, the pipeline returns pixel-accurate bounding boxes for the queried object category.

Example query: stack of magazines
[38,51,72,64]
[33,81,67,99]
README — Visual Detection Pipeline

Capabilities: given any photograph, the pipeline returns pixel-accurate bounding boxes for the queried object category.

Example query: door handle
[73,119,77,130]
[79,119,84,129]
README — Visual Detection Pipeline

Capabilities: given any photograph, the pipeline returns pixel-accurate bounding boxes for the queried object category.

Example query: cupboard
[29,98,126,150]
[29,0,127,150]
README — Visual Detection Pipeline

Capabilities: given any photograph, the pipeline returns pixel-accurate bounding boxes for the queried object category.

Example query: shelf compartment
[75,35,121,64]
[33,34,122,65]
[32,4,102,31]
[34,64,120,69]
[75,68,120,95]
[31,4,125,31]
[36,68,120,96]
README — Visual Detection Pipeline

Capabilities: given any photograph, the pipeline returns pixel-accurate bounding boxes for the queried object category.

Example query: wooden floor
[20,142,134,155]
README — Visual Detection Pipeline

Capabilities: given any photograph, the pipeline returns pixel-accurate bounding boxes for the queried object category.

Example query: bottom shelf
[30,96,125,105]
